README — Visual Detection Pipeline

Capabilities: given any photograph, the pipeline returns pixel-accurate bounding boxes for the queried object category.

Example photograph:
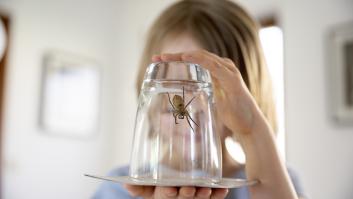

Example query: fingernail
[152,55,161,61]
[165,188,177,197]
[166,191,177,197]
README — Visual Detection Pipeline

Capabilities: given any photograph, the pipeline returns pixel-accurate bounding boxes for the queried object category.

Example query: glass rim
[145,61,212,84]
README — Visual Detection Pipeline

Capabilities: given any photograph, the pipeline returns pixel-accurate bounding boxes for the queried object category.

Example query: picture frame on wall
[39,50,101,138]
[329,22,353,124]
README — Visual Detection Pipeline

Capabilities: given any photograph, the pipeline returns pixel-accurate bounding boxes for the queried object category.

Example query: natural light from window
[259,26,285,158]
[226,26,285,163]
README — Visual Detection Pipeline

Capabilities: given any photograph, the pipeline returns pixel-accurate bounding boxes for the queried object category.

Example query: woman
[94,0,307,198]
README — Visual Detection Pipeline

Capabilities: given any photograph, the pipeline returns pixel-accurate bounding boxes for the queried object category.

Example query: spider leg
[187,112,199,127]
[167,92,176,110]
[173,112,179,124]
[184,96,196,109]
[182,86,185,104]
[186,115,195,133]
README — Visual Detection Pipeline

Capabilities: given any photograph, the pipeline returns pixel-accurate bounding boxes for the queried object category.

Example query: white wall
[283,0,353,198]
[111,0,176,166]
[0,0,119,198]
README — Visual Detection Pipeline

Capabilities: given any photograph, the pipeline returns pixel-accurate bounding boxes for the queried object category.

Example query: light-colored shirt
[93,165,307,199]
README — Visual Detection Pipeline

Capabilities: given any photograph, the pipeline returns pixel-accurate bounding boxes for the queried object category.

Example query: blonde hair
[136,0,277,132]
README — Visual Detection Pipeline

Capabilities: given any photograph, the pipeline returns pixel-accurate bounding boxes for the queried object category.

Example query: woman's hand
[124,185,228,199]
[152,50,259,135]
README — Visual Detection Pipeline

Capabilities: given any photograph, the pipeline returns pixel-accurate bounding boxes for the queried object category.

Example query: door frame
[0,14,10,199]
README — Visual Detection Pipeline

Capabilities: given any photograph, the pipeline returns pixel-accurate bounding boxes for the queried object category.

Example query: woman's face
[160,33,202,54]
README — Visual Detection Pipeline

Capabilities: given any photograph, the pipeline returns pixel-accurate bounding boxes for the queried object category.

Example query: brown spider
[167,86,199,132]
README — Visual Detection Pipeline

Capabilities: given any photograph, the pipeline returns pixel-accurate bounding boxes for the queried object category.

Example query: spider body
[167,87,199,132]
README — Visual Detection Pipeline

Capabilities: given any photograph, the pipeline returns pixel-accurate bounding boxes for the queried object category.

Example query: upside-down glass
[85,61,258,188]
[129,61,222,184]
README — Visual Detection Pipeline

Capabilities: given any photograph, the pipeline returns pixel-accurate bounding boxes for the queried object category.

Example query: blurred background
[0,0,352,198]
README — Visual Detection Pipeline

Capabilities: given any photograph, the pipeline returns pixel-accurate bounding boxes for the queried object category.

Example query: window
[226,20,285,162]
[259,25,285,158]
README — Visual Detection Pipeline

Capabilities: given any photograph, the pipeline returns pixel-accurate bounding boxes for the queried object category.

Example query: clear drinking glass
[85,61,258,188]
[129,61,222,184]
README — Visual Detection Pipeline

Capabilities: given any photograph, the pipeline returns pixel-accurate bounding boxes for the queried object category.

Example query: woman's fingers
[210,188,229,199]
[152,51,240,80]
[182,51,225,77]
[182,51,241,80]
[152,53,183,62]
[152,54,162,62]
[178,186,196,198]
[152,51,246,114]
[155,186,178,198]
[124,185,228,199]
[221,57,238,73]
[123,184,154,198]
[195,187,212,199]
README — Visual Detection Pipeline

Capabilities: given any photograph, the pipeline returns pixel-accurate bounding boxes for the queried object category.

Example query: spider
[167,86,199,132]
